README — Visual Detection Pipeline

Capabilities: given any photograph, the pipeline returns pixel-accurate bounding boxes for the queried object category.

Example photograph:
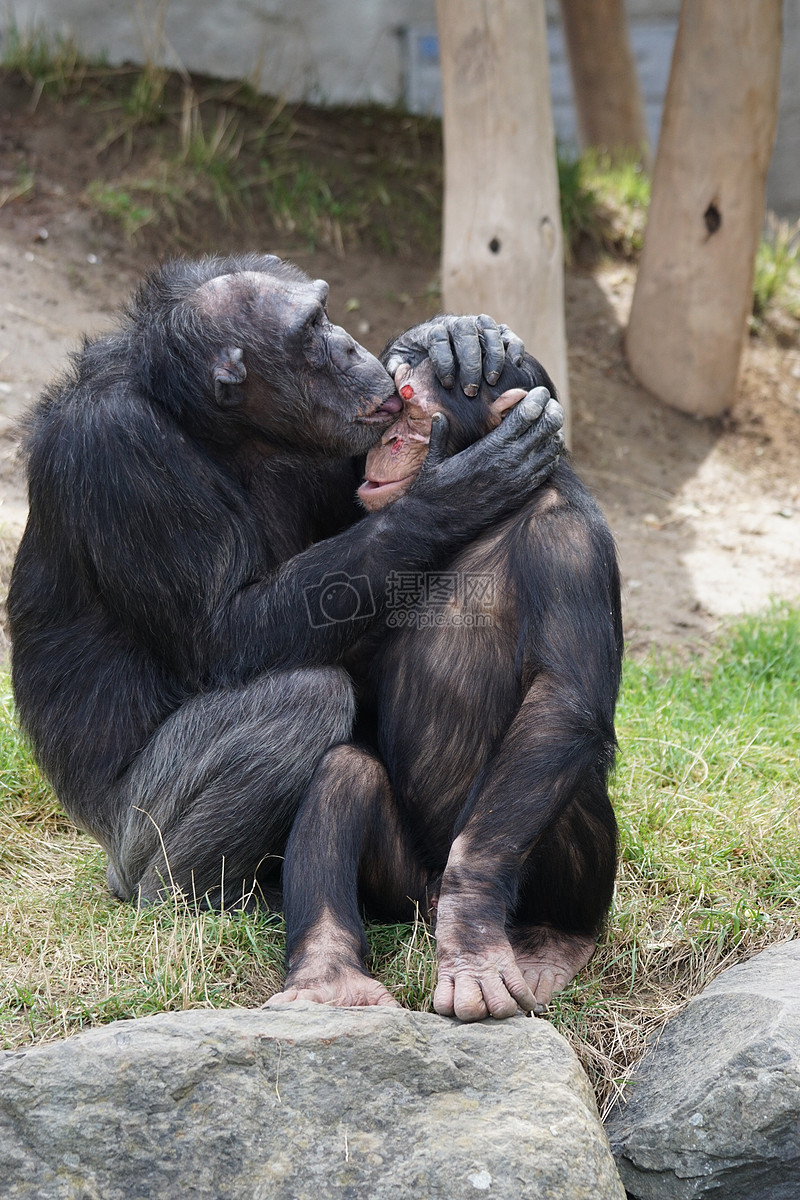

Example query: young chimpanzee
[8,255,564,917]
[274,344,622,1021]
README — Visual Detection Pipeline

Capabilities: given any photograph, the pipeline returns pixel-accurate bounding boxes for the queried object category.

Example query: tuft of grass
[752,214,800,326]
[179,98,244,222]
[0,167,34,209]
[559,148,651,261]
[86,98,247,239]
[258,161,360,255]
[123,65,169,127]
[2,605,799,1118]
[85,181,157,240]
[1,21,91,104]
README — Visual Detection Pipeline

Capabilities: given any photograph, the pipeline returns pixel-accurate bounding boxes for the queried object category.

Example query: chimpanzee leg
[433,671,617,1021]
[108,668,355,908]
[507,775,617,1010]
[269,743,429,1007]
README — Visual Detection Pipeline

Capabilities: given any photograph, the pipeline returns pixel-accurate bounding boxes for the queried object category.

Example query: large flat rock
[1,1003,624,1199]
[607,941,800,1200]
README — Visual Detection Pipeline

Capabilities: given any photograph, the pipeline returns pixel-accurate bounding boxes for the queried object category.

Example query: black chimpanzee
[7,254,564,916]
[272,342,622,1021]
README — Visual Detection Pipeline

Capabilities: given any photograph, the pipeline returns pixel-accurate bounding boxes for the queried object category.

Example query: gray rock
[1,1003,624,1199]
[607,940,800,1200]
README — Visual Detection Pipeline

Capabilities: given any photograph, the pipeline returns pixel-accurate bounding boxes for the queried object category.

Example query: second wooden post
[626,0,782,417]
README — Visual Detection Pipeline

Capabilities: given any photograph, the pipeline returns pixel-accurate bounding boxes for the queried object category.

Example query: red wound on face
[400,384,414,400]
[391,438,404,455]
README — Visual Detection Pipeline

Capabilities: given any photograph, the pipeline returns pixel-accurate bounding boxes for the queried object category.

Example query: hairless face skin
[358,361,528,511]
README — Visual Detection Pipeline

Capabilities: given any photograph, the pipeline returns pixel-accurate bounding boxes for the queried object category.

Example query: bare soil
[1,76,799,657]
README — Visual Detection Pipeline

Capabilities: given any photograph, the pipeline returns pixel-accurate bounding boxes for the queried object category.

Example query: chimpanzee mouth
[357,473,416,501]
[361,392,404,423]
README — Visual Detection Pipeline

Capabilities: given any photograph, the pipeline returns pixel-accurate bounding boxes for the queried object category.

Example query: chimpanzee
[272,343,622,1021]
[7,254,564,914]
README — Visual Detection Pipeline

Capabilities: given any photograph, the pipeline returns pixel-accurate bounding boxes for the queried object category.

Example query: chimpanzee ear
[212,346,247,408]
[486,387,527,428]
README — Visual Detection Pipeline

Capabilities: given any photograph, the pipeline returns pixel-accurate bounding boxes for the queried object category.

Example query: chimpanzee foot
[267,964,400,1009]
[433,935,538,1022]
[509,926,596,1012]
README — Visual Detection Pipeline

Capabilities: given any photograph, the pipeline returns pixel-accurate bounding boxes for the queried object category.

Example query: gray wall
[4,0,798,216]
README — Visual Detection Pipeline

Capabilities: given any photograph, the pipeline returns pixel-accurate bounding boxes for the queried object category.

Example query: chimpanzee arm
[222,392,563,676]
[432,494,622,1019]
[39,383,562,686]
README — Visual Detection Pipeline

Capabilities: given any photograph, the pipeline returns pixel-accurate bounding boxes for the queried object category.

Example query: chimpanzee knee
[109,666,355,908]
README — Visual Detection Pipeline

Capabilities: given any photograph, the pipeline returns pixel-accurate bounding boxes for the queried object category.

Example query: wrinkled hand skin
[385,314,525,396]
[410,393,565,527]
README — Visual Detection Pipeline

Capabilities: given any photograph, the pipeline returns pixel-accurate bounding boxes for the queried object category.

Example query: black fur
[7,257,563,908]
[282,342,622,1000]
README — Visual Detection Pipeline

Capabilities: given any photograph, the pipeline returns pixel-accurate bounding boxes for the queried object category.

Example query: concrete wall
[4,0,798,216]
[6,0,434,106]
[768,0,800,220]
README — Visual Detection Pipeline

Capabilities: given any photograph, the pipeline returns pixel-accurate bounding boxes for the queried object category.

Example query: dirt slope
[1,82,798,657]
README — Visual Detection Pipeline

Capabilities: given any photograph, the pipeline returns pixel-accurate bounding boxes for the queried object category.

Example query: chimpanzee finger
[526,385,555,414]
[421,411,450,471]
[495,398,563,487]
[427,326,457,390]
[451,316,483,397]
[493,394,548,442]
[513,402,565,478]
[475,314,505,386]
[514,395,564,442]
[498,322,525,368]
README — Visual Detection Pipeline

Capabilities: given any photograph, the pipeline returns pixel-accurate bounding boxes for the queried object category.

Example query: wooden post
[436,0,570,440]
[626,0,782,418]
[559,0,649,163]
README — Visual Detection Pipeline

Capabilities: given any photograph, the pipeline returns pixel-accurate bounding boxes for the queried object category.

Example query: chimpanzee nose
[329,327,360,371]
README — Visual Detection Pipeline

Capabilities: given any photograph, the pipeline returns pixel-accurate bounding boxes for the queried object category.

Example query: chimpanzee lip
[361,392,403,422]
[358,473,416,496]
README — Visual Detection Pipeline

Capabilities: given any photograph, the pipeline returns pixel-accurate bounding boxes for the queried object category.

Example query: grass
[752,214,800,326]
[2,605,799,1118]
[552,603,800,1114]
[558,148,651,260]
[2,26,798,334]
[0,20,90,104]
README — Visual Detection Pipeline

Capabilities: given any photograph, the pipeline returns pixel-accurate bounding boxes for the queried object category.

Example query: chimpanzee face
[358,361,526,511]
[196,265,399,456]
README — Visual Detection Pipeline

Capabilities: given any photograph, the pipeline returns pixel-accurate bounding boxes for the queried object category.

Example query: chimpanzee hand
[384,315,525,397]
[410,386,564,523]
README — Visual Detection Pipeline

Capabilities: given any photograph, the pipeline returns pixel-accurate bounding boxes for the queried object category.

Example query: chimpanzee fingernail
[486,371,500,385]
[464,384,478,398]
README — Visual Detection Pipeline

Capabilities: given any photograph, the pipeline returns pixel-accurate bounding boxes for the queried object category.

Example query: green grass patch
[558,148,651,261]
[752,215,800,326]
[2,606,799,1116]
[0,20,91,101]
[551,602,800,1113]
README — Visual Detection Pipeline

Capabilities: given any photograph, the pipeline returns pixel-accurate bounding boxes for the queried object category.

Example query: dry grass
[1,607,798,1114]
